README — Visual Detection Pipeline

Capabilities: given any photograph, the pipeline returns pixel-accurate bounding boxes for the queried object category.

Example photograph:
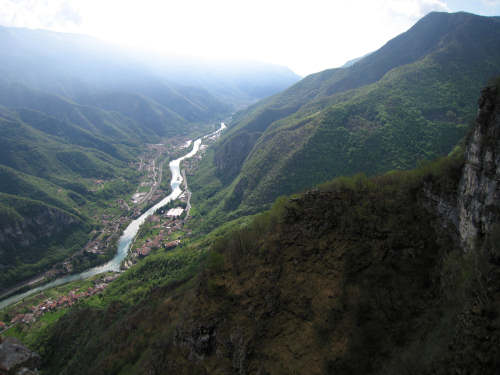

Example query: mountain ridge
[189,11,500,230]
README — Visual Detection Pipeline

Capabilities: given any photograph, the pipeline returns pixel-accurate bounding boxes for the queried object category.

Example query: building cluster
[6,274,120,327]
[124,213,183,269]
[84,216,129,256]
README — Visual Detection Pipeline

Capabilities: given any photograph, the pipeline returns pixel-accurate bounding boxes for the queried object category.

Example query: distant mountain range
[0,25,299,290]
[0,26,300,107]
[190,11,500,229]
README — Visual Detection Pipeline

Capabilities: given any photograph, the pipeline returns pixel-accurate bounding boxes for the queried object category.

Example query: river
[0,123,226,310]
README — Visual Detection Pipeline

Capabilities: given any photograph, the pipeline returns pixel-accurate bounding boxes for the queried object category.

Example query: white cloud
[416,0,450,17]
[52,1,82,28]
[482,0,500,5]
[385,0,450,21]
[0,0,467,76]
[0,0,82,30]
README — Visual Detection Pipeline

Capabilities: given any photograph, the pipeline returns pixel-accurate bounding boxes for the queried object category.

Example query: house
[166,207,184,217]
[10,314,24,324]
[151,237,161,249]
[140,247,151,257]
[164,240,180,250]
[22,314,35,324]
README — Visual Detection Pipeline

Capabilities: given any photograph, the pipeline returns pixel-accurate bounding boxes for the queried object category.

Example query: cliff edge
[459,84,500,253]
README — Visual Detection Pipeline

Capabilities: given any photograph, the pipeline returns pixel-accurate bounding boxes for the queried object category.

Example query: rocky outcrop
[0,337,40,375]
[422,182,459,232]
[458,85,500,252]
[0,205,80,249]
[0,199,89,293]
[174,323,217,360]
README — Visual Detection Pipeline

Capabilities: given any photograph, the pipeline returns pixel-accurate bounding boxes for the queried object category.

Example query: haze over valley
[2,1,500,374]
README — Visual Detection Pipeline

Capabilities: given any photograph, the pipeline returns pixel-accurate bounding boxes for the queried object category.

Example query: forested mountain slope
[192,12,500,227]
[24,81,500,375]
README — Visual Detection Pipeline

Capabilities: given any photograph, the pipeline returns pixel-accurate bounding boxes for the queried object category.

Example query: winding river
[0,123,226,310]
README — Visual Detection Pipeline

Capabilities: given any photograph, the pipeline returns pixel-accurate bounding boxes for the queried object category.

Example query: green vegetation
[12,145,500,374]
[0,23,244,290]
[0,193,91,289]
[1,274,113,347]
[0,44,229,290]
[4,11,500,375]
[193,12,500,230]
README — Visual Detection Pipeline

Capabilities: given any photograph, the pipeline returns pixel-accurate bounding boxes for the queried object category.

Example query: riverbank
[0,139,176,303]
[0,272,118,337]
[0,122,226,311]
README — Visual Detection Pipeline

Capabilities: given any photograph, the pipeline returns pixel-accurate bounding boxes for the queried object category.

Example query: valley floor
[0,136,192,305]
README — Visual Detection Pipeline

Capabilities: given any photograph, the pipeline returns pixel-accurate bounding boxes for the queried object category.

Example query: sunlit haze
[1,0,500,76]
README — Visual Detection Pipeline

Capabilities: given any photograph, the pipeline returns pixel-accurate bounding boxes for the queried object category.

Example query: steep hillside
[193,12,500,227]
[0,194,90,289]
[9,81,500,375]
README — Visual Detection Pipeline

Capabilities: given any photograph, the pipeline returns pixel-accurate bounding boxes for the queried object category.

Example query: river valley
[0,123,226,311]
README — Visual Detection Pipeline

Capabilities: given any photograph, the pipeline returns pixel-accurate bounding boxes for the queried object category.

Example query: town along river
[0,123,225,310]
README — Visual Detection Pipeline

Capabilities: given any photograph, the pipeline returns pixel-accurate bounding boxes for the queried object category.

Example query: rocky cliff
[0,197,90,293]
[458,84,500,253]
[0,337,40,375]
[0,205,81,249]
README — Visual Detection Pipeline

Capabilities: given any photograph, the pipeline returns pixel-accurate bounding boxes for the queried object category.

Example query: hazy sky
[1,0,499,76]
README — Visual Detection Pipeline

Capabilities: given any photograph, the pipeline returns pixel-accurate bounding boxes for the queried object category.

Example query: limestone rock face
[0,337,40,375]
[0,206,79,249]
[458,86,500,252]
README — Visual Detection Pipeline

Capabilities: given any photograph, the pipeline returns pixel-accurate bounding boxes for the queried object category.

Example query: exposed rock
[0,206,80,250]
[0,337,40,375]
[458,85,500,252]
[422,182,459,232]
[174,323,217,360]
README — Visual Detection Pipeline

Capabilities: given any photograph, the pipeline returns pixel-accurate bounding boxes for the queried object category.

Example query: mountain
[145,57,302,108]
[13,80,500,375]
[0,103,139,290]
[0,26,300,110]
[190,12,500,229]
[0,25,299,290]
[0,26,228,137]
[340,52,372,68]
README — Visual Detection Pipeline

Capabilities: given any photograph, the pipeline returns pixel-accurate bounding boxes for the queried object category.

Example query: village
[0,122,227,334]
[0,274,120,332]
[122,129,223,267]
[123,196,189,268]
